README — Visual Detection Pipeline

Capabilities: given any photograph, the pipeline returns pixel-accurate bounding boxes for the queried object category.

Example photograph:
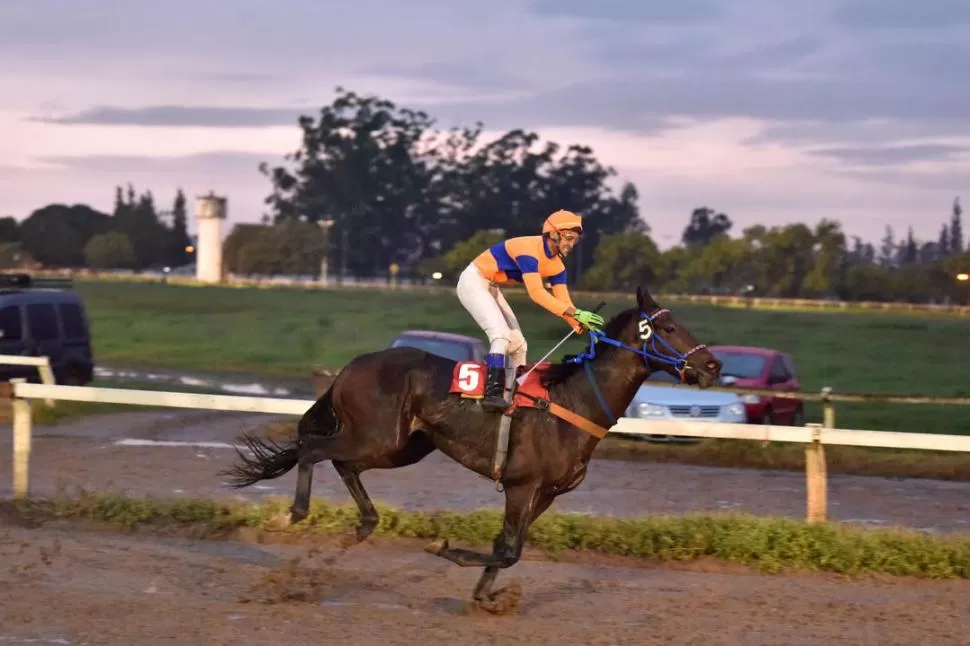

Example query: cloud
[831,0,970,29]
[36,151,275,174]
[528,0,724,23]
[3,0,970,249]
[32,105,310,128]
[808,143,969,166]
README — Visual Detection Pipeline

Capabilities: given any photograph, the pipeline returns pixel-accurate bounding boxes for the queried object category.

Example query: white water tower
[195,191,227,283]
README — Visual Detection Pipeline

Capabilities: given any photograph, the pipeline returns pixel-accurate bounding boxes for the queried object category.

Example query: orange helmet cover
[542,209,583,234]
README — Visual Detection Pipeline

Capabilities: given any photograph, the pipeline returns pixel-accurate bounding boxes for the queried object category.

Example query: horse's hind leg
[334,432,437,544]
[332,460,378,543]
[289,456,315,524]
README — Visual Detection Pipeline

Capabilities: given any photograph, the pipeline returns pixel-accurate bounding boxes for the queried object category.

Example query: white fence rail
[5,380,970,524]
[0,355,55,405]
[610,418,970,452]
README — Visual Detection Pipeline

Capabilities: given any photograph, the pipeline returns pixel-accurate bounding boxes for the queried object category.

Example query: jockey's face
[552,229,581,258]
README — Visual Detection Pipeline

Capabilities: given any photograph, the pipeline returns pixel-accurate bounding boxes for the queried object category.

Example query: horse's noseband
[567,308,706,382]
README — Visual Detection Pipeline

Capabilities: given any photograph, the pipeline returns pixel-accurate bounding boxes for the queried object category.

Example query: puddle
[94,365,313,399]
[114,438,238,449]
[319,600,410,611]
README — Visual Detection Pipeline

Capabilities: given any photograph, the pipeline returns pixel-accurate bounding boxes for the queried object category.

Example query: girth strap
[510,390,611,439]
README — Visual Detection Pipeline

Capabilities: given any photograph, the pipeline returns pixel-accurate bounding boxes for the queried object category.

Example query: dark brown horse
[222,285,722,607]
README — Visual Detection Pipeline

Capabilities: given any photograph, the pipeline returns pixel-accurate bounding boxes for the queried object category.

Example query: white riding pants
[456,262,528,371]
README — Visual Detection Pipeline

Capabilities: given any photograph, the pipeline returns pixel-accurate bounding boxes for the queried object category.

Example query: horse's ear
[638,285,657,309]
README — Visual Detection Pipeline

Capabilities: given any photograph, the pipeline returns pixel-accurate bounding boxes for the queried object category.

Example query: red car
[708,345,805,426]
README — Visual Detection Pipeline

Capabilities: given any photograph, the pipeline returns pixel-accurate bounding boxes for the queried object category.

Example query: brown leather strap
[510,392,611,439]
[548,402,610,439]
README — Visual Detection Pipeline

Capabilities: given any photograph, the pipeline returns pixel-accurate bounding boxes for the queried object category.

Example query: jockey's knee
[507,330,527,356]
[486,334,510,356]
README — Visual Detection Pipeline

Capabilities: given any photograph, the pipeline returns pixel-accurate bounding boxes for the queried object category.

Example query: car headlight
[636,403,667,417]
[726,403,746,418]
[740,394,761,404]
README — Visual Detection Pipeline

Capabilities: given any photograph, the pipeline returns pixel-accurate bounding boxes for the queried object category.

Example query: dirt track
[1,410,970,644]
[1,520,968,646]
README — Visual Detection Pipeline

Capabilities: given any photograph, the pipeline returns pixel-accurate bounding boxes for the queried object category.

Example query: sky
[1,0,968,249]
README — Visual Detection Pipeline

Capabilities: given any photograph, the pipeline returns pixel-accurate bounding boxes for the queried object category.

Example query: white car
[619,371,748,442]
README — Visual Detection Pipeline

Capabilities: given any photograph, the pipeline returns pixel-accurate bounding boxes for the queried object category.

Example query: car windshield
[711,351,767,379]
[391,337,471,362]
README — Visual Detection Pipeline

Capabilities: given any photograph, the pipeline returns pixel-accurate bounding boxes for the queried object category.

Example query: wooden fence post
[804,422,827,523]
[10,378,33,500]
[821,386,835,429]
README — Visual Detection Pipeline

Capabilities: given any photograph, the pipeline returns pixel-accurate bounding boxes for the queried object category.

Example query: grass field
[74,279,970,436]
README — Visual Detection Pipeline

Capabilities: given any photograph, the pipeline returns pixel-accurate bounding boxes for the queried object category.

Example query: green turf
[73,279,970,435]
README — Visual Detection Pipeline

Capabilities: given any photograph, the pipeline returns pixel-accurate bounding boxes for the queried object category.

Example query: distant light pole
[318,218,335,286]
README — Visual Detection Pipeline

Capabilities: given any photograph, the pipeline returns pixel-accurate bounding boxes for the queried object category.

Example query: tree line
[1,184,193,271]
[3,87,967,304]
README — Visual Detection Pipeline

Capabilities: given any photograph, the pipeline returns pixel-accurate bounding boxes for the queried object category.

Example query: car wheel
[58,365,86,386]
[762,408,772,425]
[792,408,805,427]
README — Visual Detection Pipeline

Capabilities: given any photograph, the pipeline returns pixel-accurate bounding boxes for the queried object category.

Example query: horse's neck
[554,350,647,451]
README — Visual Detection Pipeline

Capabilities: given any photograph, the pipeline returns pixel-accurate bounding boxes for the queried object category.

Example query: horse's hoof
[424,539,449,555]
[473,582,522,616]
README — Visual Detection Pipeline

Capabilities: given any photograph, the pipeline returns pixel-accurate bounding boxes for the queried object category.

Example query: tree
[878,225,896,267]
[681,207,732,248]
[169,188,192,266]
[84,231,136,269]
[441,230,505,277]
[19,203,110,267]
[223,224,270,274]
[938,223,950,257]
[581,231,661,291]
[258,86,644,277]
[901,227,918,265]
[110,183,172,269]
[952,197,964,254]
[0,216,19,243]
[230,220,328,276]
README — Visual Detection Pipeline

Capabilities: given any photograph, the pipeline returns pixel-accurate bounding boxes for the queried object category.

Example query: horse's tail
[222,431,298,488]
[222,387,340,489]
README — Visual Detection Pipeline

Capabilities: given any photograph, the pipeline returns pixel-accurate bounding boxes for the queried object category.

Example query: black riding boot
[482,365,510,412]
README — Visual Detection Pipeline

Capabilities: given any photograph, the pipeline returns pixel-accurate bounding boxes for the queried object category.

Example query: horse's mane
[537,307,638,389]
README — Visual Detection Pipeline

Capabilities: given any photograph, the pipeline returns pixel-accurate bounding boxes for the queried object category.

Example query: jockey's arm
[548,272,583,333]
[520,272,572,317]
[514,257,581,330]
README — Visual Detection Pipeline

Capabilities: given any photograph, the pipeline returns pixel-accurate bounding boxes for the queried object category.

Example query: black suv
[0,273,95,385]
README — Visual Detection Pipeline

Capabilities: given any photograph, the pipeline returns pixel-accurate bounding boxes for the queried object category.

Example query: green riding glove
[573,309,605,332]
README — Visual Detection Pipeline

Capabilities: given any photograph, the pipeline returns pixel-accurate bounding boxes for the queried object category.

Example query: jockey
[456,209,606,411]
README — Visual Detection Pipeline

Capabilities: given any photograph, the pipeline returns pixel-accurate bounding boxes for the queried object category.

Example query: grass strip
[10,491,970,580]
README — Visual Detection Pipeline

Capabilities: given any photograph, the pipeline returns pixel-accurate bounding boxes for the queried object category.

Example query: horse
[221,285,722,609]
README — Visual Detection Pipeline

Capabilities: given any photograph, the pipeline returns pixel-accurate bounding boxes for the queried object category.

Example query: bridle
[567,307,708,381]
[562,307,708,427]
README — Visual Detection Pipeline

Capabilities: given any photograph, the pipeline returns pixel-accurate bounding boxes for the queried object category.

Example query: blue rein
[562,309,697,426]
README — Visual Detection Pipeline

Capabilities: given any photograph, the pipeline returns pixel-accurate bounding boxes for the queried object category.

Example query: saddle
[448,361,551,489]
[448,360,552,409]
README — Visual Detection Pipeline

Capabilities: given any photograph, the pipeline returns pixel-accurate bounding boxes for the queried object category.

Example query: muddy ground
[1,409,970,644]
[1,519,968,646]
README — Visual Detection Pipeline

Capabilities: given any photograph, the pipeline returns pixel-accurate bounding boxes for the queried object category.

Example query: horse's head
[627,285,722,389]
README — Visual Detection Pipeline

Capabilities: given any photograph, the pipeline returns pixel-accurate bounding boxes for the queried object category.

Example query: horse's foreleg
[472,489,553,601]
[426,484,539,569]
